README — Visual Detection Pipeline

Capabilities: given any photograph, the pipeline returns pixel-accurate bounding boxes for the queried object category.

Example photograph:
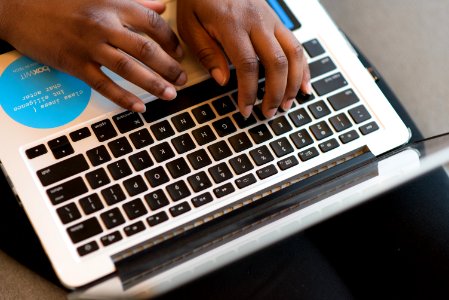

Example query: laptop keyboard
[25,39,380,257]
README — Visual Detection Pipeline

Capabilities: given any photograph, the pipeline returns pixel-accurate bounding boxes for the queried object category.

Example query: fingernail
[162,86,177,100]
[175,45,184,59]
[305,81,313,95]
[211,68,226,86]
[241,105,253,119]
[264,108,278,119]
[175,72,187,86]
[281,98,295,111]
[131,101,146,113]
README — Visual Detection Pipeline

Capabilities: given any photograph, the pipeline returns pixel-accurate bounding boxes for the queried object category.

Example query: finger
[178,16,229,86]
[94,44,177,102]
[251,30,289,119]
[275,25,305,111]
[220,32,259,118]
[80,63,147,113]
[107,28,187,86]
[300,54,312,95]
[134,0,166,14]
[120,3,183,59]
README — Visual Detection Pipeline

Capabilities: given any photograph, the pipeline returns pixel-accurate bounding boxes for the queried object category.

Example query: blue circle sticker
[0,56,91,128]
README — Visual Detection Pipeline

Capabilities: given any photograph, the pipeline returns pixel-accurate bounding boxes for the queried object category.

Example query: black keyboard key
[166,157,191,179]
[253,104,268,121]
[212,96,236,116]
[270,137,294,157]
[192,126,216,146]
[169,202,192,217]
[192,104,216,124]
[329,113,352,132]
[188,171,212,192]
[85,168,111,189]
[339,130,360,144]
[319,138,340,153]
[288,108,312,128]
[47,177,88,205]
[86,145,111,167]
[123,199,148,220]
[171,112,196,132]
[124,221,146,237]
[235,173,257,189]
[232,112,257,129]
[250,145,275,166]
[360,121,379,135]
[309,57,337,79]
[208,141,233,161]
[150,142,175,163]
[145,166,170,187]
[303,39,325,58]
[213,117,237,137]
[48,135,74,159]
[257,81,266,100]
[129,150,154,172]
[112,111,144,134]
[172,133,196,154]
[290,129,314,149]
[57,202,82,224]
[214,183,235,198]
[257,164,278,179]
[229,132,253,153]
[209,162,233,184]
[92,119,117,142]
[310,121,333,140]
[101,231,123,247]
[278,156,299,171]
[129,128,154,149]
[298,147,320,162]
[150,120,175,141]
[269,116,293,136]
[313,73,348,96]
[79,194,104,215]
[192,192,213,208]
[308,100,331,119]
[187,149,212,170]
[101,184,126,205]
[229,154,254,175]
[296,91,315,104]
[26,144,48,159]
[37,154,89,186]
[166,180,191,202]
[248,124,273,144]
[70,127,91,142]
[108,137,133,158]
[147,211,169,227]
[123,175,148,197]
[328,89,359,111]
[68,217,103,244]
[101,207,125,229]
[77,241,99,256]
[145,190,170,211]
[349,105,372,124]
[108,159,132,180]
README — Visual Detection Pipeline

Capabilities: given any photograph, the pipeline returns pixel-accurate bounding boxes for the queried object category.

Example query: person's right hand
[0,0,187,112]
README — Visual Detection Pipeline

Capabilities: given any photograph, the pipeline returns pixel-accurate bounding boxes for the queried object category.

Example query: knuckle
[113,56,133,75]
[166,64,183,81]
[196,47,216,66]
[238,57,259,73]
[291,43,304,58]
[139,39,158,61]
[271,52,288,70]
[91,78,110,94]
[145,9,162,28]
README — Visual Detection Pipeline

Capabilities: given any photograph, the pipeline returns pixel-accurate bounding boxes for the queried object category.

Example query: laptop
[1,0,447,298]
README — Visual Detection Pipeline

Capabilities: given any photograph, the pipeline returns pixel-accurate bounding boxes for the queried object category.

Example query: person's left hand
[177,0,311,119]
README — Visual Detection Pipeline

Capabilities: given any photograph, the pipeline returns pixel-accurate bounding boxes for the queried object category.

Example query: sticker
[0,56,91,129]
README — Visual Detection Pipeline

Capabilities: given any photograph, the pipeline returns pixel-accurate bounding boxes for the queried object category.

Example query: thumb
[134,0,166,14]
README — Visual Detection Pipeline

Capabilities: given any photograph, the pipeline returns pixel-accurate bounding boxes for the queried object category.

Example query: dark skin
[0,0,310,118]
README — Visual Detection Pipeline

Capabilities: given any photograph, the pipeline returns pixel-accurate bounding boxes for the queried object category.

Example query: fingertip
[240,105,253,119]
[211,68,227,86]
[131,101,146,113]
[161,86,177,100]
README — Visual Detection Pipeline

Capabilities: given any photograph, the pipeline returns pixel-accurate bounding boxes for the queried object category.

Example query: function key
[308,100,331,119]
[312,73,348,96]
[150,120,175,141]
[213,182,235,198]
[169,202,191,217]
[192,104,216,124]
[129,128,154,149]
[235,173,257,189]
[48,136,74,159]
[191,192,213,208]
[212,96,236,116]
[360,121,379,135]
[171,112,195,132]
[92,119,117,142]
[318,138,340,153]
[77,241,99,256]
[303,39,325,58]
[124,221,146,237]
[68,217,103,244]
[70,127,91,142]
[57,202,81,224]
[101,207,125,229]
[256,164,278,180]
[112,111,144,134]
[277,155,299,171]
[339,130,360,144]
[86,145,111,167]
[26,144,47,159]
[298,147,320,162]
[101,231,123,247]
[147,211,169,227]
[309,57,337,79]
[328,89,360,111]
[349,105,372,124]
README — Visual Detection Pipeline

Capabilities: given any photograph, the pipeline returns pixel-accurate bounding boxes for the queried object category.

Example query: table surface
[1,0,449,298]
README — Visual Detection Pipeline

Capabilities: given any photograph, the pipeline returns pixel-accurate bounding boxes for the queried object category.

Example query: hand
[0,0,187,112]
[177,0,311,118]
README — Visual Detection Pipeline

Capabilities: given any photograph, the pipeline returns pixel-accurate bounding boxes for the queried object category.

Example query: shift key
[37,154,89,186]
[312,72,348,96]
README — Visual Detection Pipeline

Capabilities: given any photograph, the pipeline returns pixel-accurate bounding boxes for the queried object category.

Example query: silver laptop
[1,0,442,298]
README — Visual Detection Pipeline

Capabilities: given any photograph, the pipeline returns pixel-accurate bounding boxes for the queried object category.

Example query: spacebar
[37,154,90,187]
